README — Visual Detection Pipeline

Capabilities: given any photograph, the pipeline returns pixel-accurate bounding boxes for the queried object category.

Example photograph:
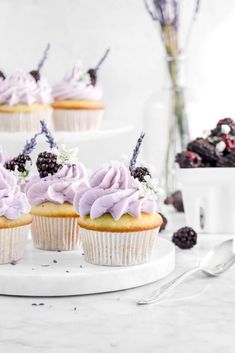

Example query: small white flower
[216,140,226,152]
[221,124,231,134]
[203,129,211,138]
[134,176,164,201]
[55,145,79,165]
[80,72,91,85]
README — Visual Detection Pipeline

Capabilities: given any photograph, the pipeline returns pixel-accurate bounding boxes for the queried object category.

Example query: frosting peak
[25,163,88,206]
[90,161,135,189]
[52,63,103,101]
[0,71,53,105]
[0,166,30,219]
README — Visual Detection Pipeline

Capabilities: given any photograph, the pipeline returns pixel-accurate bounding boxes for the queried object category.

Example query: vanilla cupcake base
[80,228,160,266]
[0,225,30,264]
[53,109,103,131]
[31,216,81,251]
[0,108,53,132]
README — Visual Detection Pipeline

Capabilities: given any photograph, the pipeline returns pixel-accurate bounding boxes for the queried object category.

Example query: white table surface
[1,210,235,353]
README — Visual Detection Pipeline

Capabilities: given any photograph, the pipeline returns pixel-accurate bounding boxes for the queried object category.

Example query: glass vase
[143,55,193,194]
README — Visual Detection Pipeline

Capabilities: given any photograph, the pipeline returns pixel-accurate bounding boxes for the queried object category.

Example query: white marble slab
[0,212,235,353]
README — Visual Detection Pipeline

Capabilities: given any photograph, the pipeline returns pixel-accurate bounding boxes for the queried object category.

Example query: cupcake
[25,123,89,250]
[0,165,32,264]
[0,44,53,132]
[74,133,163,266]
[52,49,110,131]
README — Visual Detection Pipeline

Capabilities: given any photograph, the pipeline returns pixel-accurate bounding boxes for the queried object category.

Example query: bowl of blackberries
[176,118,235,234]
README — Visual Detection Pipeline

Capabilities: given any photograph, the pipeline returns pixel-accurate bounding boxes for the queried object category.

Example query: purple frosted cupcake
[0,165,32,264]
[25,125,89,250]
[52,49,110,131]
[74,160,163,266]
[0,44,53,132]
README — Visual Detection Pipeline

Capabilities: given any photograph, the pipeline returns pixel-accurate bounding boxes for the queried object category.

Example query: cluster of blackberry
[5,154,32,174]
[176,118,235,168]
[36,152,62,178]
[87,68,97,86]
[0,71,6,80]
[131,166,151,182]
[29,70,40,82]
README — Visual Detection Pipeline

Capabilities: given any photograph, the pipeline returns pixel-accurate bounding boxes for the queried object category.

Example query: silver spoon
[137,238,235,305]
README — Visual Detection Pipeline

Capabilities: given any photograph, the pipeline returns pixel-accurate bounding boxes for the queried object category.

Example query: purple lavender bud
[37,43,51,72]
[129,132,145,172]
[40,120,58,149]
[22,131,42,155]
[95,48,110,72]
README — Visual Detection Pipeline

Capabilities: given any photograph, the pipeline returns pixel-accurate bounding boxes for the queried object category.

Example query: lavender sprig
[40,120,58,149]
[95,48,110,72]
[21,131,42,155]
[37,43,51,72]
[144,0,179,28]
[129,132,145,171]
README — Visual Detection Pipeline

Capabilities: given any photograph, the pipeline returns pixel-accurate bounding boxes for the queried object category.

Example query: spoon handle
[137,267,199,305]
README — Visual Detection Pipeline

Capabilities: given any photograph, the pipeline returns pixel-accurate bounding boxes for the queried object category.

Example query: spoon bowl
[199,239,235,276]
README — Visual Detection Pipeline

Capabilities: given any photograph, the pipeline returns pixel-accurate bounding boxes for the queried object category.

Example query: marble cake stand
[0,237,175,297]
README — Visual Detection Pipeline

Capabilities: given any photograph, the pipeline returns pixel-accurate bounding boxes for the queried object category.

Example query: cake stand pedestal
[0,120,134,170]
[0,237,175,296]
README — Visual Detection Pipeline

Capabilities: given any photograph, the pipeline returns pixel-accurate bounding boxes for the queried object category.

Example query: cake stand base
[0,237,175,296]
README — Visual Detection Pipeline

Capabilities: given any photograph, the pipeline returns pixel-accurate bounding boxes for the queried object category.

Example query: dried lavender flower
[129,132,145,171]
[144,0,179,29]
[37,43,51,72]
[40,120,58,149]
[21,131,42,155]
[95,48,110,72]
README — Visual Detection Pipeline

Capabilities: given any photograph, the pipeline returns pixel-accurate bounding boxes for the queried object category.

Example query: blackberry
[165,190,184,213]
[220,135,235,153]
[87,68,97,86]
[211,118,235,136]
[216,149,235,167]
[159,213,167,232]
[131,166,151,182]
[5,154,32,174]
[172,226,197,249]
[0,71,5,80]
[36,152,62,178]
[29,70,40,82]
[187,138,218,162]
[175,151,201,168]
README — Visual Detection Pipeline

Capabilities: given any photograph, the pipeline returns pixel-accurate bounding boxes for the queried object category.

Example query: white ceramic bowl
[178,168,235,233]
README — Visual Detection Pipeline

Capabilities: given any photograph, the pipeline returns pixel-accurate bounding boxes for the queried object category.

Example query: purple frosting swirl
[0,166,31,220]
[52,63,103,101]
[25,163,89,206]
[0,71,53,105]
[90,161,135,189]
[73,162,157,220]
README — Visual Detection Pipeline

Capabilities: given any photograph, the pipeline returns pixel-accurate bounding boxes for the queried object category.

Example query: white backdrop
[1,0,235,152]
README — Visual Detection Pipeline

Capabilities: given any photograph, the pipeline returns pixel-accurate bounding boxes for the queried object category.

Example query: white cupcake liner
[53,109,103,131]
[0,108,53,132]
[31,216,81,251]
[80,228,160,266]
[0,225,30,264]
